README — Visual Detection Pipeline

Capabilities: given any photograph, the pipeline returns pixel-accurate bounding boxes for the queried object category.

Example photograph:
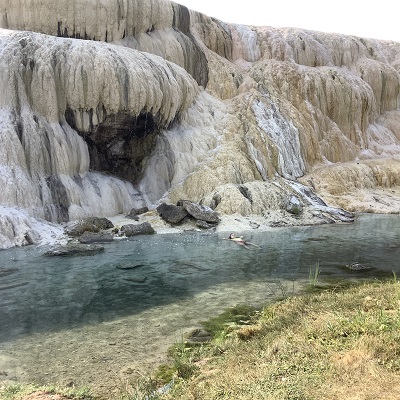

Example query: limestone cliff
[0,0,400,247]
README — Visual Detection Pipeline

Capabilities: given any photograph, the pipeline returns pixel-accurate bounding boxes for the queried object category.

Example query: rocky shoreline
[43,198,356,256]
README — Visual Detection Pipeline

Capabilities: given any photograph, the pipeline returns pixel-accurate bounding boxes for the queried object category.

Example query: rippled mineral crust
[1,0,400,247]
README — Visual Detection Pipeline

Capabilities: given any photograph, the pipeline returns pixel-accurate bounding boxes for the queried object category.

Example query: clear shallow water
[0,214,399,394]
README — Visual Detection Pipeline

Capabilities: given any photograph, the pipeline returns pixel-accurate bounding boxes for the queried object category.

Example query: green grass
[200,304,259,340]
[308,260,320,288]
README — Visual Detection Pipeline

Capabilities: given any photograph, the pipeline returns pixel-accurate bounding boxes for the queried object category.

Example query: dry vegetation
[0,384,93,400]
[157,279,400,400]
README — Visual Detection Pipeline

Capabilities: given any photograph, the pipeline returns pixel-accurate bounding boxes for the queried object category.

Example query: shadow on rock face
[66,109,161,184]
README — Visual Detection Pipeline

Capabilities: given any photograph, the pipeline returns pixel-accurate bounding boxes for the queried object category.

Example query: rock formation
[120,222,155,236]
[0,0,400,248]
[157,203,188,224]
[44,244,105,256]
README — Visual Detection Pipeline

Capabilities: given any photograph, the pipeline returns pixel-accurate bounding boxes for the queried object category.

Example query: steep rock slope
[1,0,400,247]
[0,27,198,240]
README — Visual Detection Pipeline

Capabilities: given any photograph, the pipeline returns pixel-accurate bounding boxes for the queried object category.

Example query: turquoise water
[0,213,399,393]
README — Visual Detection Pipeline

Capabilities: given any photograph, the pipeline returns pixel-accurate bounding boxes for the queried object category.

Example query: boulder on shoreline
[179,200,220,223]
[157,200,220,229]
[65,217,114,237]
[196,220,218,229]
[125,206,149,220]
[120,222,155,236]
[78,231,114,243]
[44,244,105,256]
[157,203,189,224]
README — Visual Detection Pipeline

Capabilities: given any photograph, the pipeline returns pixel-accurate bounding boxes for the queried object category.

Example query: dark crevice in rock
[66,108,162,183]
[172,3,191,35]
[15,119,23,144]
[209,193,221,209]
[172,2,209,88]
[197,15,233,61]
[45,175,70,222]
[57,21,92,40]
[238,185,253,204]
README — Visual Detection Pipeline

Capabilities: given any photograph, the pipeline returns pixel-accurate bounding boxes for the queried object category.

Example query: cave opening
[65,108,162,183]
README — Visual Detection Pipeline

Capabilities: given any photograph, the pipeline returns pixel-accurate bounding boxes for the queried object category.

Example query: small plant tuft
[237,324,263,341]
[308,260,320,288]
[169,334,199,380]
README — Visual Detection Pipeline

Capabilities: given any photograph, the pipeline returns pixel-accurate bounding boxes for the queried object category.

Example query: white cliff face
[138,91,226,204]
[0,29,197,128]
[0,26,198,247]
[0,0,175,42]
[1,0,400,248]
[0,0,210,86]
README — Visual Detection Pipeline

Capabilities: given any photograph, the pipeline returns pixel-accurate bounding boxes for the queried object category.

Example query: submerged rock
[346,262,372,271]
[185,328,213,344]
[78,231,114,243]
[123,277,147,284]
[120,222,155,236]
[0,267,19,277]
[44,244,105,256]
[0,282,29,291]
[115,263,145,270]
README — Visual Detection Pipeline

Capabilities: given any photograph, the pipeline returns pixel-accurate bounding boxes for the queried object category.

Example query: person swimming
[228,233,245,242]
[227,233,259,250]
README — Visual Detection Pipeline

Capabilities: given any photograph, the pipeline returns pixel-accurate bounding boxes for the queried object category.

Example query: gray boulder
[157,203,189,224]
[196,220,217,229]
[179,200,220,223]
[125,206,149,220]
[44,244,105,256]
[65,217,114,237]
[121,222,155,237]
[78,231,114,243]
[285,195,303,215]
[24,229,41,245]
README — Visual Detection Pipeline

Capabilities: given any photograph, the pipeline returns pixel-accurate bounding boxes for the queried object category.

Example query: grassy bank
[2,279,400,400]
[152,279,400,400]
